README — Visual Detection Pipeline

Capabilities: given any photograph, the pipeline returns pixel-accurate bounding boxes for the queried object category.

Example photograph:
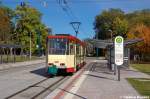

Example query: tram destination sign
[115,36,124,66]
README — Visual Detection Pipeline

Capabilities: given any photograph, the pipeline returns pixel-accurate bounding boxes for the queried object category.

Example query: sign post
[114,36,124,81]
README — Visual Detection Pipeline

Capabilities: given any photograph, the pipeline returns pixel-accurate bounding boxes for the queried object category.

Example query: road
[0,62,65,99]
[0,63,46,98]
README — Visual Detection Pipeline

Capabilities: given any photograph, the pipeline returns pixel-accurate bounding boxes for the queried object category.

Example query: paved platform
[45,58,150,99]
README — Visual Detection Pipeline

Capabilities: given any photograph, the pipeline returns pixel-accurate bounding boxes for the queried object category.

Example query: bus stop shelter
[0,44,22,64]
[92,38,143,70]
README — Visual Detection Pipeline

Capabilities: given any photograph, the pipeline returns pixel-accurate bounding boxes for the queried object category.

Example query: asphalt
[0,59,46,99]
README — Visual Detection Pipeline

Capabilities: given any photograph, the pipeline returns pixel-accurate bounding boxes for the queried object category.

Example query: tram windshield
[48,38,69,55]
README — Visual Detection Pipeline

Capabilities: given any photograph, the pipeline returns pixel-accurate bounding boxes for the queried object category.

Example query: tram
[46,34,86,76]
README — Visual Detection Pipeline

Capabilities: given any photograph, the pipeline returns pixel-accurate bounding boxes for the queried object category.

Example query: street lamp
[108,29,113,40]
[29,32,32,59]
[70,22,81,37]
[36,29,41,57]
[96,32,99,57]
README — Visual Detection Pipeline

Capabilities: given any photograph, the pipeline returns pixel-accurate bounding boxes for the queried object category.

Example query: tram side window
[70,43,75,55]
[76,45,80,56]
[48,38,69,55]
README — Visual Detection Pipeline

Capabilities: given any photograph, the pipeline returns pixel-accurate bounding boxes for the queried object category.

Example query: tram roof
[47,35,85,46]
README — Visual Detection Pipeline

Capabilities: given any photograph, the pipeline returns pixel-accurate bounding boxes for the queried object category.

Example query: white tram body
[46,34,86,75]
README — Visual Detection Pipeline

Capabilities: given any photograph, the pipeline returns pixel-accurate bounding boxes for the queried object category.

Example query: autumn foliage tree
[127,9,150,61]
[0,6,14,43]
[127,24,150,61]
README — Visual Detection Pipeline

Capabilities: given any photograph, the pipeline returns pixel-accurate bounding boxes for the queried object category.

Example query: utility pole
[70,21,81,72]
[70,22,81,37]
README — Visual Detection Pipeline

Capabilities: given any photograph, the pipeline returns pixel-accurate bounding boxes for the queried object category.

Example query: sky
[1,0,150,40]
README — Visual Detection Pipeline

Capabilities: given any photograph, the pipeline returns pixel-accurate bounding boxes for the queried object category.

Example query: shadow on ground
[84,62,117,81]
[59,88,87,99]
[85,73,117,81]
[30,67,71,78]
[30,67,48,77]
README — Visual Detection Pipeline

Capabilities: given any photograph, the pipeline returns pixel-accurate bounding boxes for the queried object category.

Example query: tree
[94,8,125,40]
[0,6,14,44]
[126,9,150,61]
[126,9,150,27]
[112,17,128,38]
[14,3,50,54]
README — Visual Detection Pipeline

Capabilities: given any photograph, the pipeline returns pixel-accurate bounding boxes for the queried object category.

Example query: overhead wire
[1,0,132,4]
[63,0,79,21]
[56,0,79,21]
[66,0,126,3]
[56,0,73,20]
[56,0,91,37]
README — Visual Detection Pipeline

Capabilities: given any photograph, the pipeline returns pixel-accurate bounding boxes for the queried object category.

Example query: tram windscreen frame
[48,38,69,55]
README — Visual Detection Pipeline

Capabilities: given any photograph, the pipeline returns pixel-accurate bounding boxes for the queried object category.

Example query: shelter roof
[92,38,143,48]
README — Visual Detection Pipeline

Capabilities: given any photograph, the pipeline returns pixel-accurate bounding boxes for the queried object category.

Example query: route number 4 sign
[115,36,124,66]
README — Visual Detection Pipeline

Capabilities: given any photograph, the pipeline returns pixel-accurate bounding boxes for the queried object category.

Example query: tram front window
[48,38,68,55]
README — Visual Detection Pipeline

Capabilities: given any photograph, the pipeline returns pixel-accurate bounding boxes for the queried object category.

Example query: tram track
[5,76,70,99]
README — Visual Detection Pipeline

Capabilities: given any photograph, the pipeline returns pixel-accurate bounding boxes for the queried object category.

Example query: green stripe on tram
[48,65,58,75]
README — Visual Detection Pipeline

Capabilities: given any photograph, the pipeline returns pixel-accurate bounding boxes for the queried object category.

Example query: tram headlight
[48,63,53,66]
[60,63,65,66]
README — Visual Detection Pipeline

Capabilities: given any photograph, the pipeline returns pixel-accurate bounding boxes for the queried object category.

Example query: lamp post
[108,29,113,41]
[96,32,99,57]
[29,32,32,59]
[36,29,41,57]
[108,29,113,70]
[20,2,32,59]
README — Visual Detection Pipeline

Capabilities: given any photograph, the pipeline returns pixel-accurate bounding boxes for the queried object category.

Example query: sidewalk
[0,58,45,70]
[46,59,150,99]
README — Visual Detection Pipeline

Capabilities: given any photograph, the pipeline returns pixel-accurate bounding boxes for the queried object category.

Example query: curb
[0,60,45,70]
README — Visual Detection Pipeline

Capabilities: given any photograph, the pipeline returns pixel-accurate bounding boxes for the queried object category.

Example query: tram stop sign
[115,36,124,66]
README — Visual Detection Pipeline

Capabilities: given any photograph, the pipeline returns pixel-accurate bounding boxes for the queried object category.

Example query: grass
[131,64,150,75]
[128,64,150,97]
[127,78,150,97]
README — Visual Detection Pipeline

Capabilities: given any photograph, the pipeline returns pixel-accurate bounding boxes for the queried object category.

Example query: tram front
[46,35,75,76]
